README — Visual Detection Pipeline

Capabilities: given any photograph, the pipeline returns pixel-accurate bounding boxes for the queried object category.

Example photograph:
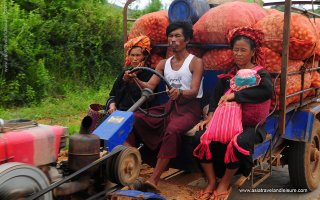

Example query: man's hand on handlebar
[168,87,182,101]
[108,102,117,114]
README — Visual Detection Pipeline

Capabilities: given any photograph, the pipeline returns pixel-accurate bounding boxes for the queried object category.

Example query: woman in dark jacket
[193,27,273,200]
[106,35,155,113]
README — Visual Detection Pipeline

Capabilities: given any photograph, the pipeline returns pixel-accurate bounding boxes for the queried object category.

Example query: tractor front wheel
[0,162,52,200]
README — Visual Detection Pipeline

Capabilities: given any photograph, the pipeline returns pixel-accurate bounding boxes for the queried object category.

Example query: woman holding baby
[193,27,273,200]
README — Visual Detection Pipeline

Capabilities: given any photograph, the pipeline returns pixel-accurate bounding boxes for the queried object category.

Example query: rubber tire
[114,147,141,186]
[288,120,320,191]
[0,162,52,200]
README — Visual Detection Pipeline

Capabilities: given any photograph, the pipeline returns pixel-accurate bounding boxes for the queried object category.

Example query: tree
[0,0,124,106]
[143,0,163,14]
[130,0,163,19]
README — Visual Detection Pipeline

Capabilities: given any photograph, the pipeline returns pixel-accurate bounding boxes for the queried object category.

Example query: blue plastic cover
[93,110,134,151]
[111,190,166,200]
[169,0,193,23]
[168,0,210,24]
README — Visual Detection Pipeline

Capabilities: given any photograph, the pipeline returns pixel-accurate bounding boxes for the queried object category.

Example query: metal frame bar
[279,0,292,135]
[153,43,229,49]
[264,1,320,6]
[123,0,136,43]
[291,6,320,17]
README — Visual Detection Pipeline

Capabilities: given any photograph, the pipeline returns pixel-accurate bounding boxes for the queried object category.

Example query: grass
[0,86,110,135]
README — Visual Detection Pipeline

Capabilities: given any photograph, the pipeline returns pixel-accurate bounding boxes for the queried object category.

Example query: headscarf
[226,27,265,67]
[124,35,151,66]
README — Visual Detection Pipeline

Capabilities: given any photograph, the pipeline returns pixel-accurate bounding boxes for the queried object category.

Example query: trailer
[1,0,320,199]
[122,0,320,192]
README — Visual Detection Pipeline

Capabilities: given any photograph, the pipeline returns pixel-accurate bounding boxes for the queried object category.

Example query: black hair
[166,21,193,41]
[230,35,256,50]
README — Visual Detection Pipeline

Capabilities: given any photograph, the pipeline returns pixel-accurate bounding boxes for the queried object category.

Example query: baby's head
[230,69,261,91]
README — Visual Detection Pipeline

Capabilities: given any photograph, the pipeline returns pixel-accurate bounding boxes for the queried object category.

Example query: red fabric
[224,134,250,164]
[242,99,271,126]
[193,97,243,160]
[124,35,151,67]
[217,66,238,79]
[232,66,270,126]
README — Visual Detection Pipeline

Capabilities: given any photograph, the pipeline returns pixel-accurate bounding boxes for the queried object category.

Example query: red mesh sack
[262,47,303,73]
[128,11,169,44]
[312,18,320,60]
[254,13,317,60]
[188,47,204,58]
[151,54,164,68]
[202,49,234,70]
[265,8,282,15]
[311,71,320,87]
[193,2,267,44]
[306,60,320,87]
[272,72,312,109]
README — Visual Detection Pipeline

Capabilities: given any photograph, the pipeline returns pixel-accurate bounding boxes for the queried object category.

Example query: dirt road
[138,164,320,200]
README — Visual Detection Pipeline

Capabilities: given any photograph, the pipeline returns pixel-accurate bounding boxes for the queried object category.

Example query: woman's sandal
[194,190,214,200]
[210,186,232,200]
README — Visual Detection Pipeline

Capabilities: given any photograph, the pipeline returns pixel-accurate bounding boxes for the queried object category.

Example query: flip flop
[210,186,232,200]
[194,190,214,200]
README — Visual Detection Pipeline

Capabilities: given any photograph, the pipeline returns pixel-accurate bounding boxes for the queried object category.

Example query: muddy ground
[136,164,202,200]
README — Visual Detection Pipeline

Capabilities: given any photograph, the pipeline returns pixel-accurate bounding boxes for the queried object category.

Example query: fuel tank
[0,122,67,166]
[68,116,100,172]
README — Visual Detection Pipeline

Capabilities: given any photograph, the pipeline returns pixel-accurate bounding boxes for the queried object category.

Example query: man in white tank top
[124,21,203,191]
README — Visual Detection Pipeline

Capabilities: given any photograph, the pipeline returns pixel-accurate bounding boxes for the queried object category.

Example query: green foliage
[0,0,124,106]
[0,1,50,105]
[0,85,109,135]
[144,0,162,14]
[270,5,285,12]
[129,0,163,19]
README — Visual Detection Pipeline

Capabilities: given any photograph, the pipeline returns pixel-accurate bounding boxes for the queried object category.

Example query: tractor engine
[0,115,141,200]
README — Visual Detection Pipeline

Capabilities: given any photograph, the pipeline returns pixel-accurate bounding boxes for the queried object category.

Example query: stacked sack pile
[127,1,320,109]
[254,11,319,107]
[128,10,169,67]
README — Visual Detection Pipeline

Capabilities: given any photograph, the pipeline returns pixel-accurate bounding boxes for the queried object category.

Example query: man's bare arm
[124,59,166,90]
[181,57,203,99]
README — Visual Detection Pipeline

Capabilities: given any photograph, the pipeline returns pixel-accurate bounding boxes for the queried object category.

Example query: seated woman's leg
[193,131,220,199]
[214,127,266,199]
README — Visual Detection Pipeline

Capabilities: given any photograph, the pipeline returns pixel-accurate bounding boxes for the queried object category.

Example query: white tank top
[164,54,203,98]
